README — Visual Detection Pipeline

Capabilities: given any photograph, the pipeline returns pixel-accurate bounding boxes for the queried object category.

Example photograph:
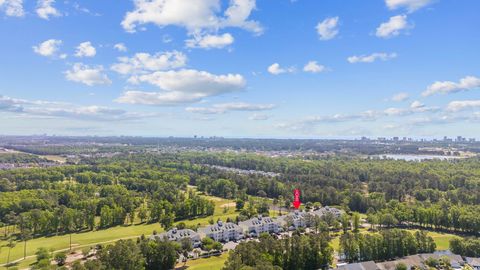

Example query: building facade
[199,221,244,242]
[239,215,281,237]
[151,228,201,248]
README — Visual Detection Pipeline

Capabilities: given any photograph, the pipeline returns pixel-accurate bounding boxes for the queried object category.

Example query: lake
[374,154,464,161]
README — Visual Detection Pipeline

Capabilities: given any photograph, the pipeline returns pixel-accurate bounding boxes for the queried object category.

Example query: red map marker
[293,189,301,209]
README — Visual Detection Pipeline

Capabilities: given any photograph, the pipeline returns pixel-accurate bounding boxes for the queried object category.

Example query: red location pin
[293,189,301,209]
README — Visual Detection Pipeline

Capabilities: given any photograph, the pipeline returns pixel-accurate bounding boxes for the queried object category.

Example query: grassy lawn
[330,229,457,253]
[177,253,228,270]
[405,229,456,251]
[0,195,236,270]
[40,155,67,163]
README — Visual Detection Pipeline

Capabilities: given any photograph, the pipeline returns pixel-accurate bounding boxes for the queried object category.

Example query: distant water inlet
[203,164,281,177]
[374,154,465,161]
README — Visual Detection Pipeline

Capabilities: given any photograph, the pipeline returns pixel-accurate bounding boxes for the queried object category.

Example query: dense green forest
[2,152,480,237]
[1,151,479,269]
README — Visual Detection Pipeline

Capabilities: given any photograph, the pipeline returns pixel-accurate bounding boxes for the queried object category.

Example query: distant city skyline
[0,0,479,138]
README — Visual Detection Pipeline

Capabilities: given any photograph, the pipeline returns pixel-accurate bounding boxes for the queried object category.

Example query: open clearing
[0,195,236,270]
[176,253,228,270]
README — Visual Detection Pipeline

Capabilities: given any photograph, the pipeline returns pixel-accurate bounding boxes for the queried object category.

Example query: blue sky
[0,0,479,138]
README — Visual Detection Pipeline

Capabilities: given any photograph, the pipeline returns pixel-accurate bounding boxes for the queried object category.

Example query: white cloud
[36,0,61,20]
[303,61,326,73]
[186,33,234,49]
[422,76,480,97]
[65,63,112,86]
[390,92,409,102]
[0,95,151,121]
[33,39,63,57]
[410,100,424,109]
[0,0,24,17]
[446,100,480,112]
[384,102,437,116]
[116,69,246,105]
[376,15,410,38]
[347,52,397,63]
[249,113,270,120]
[316,16,339,40]
[114,43,127,52]
[186,102,275,114]
[121,0,262,35]
[385,0,434,12]
[267,63,295,75]
[75,42,96,58]
[111,51,187,75]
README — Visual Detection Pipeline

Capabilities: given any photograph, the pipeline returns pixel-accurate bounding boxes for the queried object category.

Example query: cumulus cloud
[0,0,24,17]
[75,42,96,58]
[25,106,150,121]
[316,16,339,40]
[36,0,61,20]
[410,100,424,109]
[116,69,246,105]
[384,101,438,116]
[390,92,409,102]
[446,100,480,112]
[280,101,442,132]
[65,63,111,86]
[267,63,295,75]
[121,0,262,35]
[33,39,63,57]
[303,61,326,73]
[249,113,270,120]
[186,33,234,49]
[422,76,480,97]
[111,51,187,75]
[114,43,127,52]
[186,102,275,114]
[347,52,397,63]
[0,95,151,121]
[385,0,434,12]
[0,95,26,112]
[376,15,410,38]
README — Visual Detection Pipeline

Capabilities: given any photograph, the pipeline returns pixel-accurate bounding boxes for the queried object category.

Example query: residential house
[312,206,343,218]
[199,221,244,242]
[239,215,281,237]
[277,210,307,230]
[337,261,379,270]
[420,253,464,270]
[151,228,201,248]
[466,258,480,270]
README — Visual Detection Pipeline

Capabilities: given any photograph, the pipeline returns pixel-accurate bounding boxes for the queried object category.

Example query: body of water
[374,154,464,161]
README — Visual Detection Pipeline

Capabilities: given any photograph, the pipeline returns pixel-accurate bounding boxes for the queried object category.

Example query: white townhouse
[466,258,480,270]
[277,206,343,230]
[239,215,281,237]
[277,210,307,230]
[199,221,244,242]
[151,227,201,248]
[312,206,343,219]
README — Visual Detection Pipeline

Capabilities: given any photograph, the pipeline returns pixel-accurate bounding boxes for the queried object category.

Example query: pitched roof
[337,261,379,270]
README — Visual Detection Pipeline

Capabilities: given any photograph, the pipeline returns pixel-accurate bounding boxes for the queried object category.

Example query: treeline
[0,153,48,164]
[2,186,214,238]
[62,237,180,270]
[223,233,333,270]
[0,158,217,240]
[366,200,480,235]
[449,237,480,257]
[340,229,436,263]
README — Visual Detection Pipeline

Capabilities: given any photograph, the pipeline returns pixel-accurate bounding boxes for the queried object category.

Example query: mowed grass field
[329,229,457,252]
[176,253,229,270]
[0,195,237,270]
